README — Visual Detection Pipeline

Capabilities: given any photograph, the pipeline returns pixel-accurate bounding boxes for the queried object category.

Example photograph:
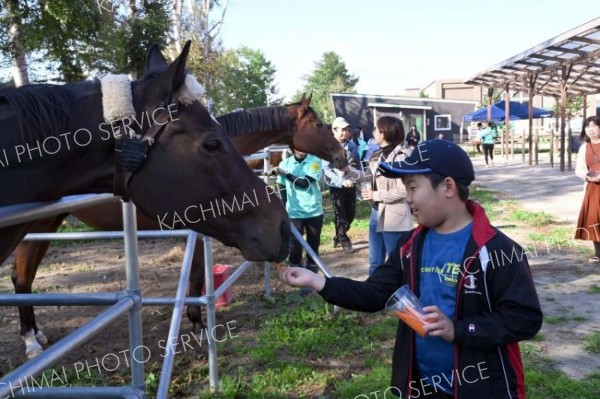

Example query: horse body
[0,42,290,358]
[0,82,112,205]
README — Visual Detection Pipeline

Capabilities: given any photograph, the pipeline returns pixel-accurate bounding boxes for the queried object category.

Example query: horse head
[289,94,347,169]
[125,42,289,261]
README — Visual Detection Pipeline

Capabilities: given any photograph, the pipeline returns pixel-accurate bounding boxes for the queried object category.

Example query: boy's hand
[423,305,454,342]
[278,266,326,291]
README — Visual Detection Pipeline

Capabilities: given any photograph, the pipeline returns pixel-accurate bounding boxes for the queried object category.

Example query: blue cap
[378,139,475,186]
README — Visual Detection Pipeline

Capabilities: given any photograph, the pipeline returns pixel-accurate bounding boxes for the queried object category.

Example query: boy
[279,140,542,398]
[276,147,323,274]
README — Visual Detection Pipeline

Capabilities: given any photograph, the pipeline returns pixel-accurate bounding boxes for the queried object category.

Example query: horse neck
[231,128,293,155]
[0,82,116,206]
[218,105,294,155]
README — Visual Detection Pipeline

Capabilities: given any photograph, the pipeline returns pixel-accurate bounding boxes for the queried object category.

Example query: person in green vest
[276,147,324,274]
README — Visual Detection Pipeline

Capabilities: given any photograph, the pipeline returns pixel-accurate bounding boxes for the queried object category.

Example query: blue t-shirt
[416,222,473,395]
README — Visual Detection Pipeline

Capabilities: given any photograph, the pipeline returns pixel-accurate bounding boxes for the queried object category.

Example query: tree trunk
[6,0,30,87]
[168,0,183,60]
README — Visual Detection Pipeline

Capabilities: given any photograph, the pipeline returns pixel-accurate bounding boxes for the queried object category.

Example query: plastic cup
[359,180,371,200]
[385,285,429,337]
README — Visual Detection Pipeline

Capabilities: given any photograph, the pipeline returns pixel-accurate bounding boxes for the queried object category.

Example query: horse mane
[0,84,72,143]
[216,105,292,137]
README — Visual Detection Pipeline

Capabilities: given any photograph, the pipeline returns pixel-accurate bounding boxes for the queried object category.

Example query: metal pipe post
[0,292,124,306]
[290,224,335,278]
[122,201,145,394]
[0,298,134,399]
[13,386,144,398]
[0,194,115,228]
[213,261,251,300]
[24,230,191,241]
[156,232,197,399]
[290,225,340,315]
[203,236,218,392]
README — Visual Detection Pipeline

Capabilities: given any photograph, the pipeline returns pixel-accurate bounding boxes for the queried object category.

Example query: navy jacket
[320,201,542,399]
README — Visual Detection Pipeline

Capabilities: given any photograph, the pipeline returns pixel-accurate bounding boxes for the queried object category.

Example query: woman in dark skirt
[575,116,600,263]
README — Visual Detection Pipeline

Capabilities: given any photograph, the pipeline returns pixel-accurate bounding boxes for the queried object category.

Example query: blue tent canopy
[462,101,553,122]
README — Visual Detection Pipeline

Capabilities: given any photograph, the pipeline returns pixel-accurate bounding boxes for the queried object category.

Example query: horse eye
[316,122,323,128]
[203,139,221,152]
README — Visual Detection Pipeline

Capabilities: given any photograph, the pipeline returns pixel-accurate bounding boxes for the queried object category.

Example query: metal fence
[0,146,337,397]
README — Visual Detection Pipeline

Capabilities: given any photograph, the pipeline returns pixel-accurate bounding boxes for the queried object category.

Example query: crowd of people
[276,120,542,398]
[278,116,421,274]
[272,112,599,398]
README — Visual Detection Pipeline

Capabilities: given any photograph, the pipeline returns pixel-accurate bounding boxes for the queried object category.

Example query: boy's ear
[443,177,458,198]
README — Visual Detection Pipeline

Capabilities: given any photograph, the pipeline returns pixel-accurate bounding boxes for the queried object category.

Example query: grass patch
[469,186,515,220]
[57,217,95,233]
[508,210,555,226]
[527,227,577,250]
[524,354,600,399]
[28,296,600,399]
[585,332,600,353]
[544,316,570,325]
[572,315,590,323]
[529,332,546,342]
[52,216,96,246]
[333,363,393,398]
[195,295,397,398]
[588,284,600,294]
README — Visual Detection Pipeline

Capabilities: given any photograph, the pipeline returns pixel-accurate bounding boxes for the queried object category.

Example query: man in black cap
[278,140,542,399]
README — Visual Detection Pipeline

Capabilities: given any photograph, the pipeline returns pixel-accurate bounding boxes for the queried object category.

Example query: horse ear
[144,43,169,76]
[158,40,192,99]
[298,92,312,117]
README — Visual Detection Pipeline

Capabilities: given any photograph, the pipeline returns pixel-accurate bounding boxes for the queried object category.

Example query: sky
[220,0,600,101]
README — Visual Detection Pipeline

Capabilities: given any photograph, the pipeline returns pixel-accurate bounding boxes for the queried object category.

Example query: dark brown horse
[0,42,290,358]
[5,97,343,358]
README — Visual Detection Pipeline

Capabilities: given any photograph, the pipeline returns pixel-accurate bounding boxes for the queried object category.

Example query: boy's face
[402,174,448,227]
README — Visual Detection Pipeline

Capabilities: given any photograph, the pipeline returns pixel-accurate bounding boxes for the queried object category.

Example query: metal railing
[0,196,147,399]
[0,190,338,397]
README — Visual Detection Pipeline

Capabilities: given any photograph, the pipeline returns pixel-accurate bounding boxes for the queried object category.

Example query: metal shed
[465,17,600,171]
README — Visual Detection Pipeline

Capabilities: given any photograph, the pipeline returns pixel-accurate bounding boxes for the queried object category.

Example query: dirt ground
[0,192,599,390]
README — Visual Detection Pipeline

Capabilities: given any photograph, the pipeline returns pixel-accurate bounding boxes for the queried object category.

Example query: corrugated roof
[464,18,600,97]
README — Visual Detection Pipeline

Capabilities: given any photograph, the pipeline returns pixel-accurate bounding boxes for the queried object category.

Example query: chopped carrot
[395,307,429,337]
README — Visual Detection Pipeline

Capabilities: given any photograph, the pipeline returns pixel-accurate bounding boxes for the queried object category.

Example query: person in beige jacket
[360,116,413,276]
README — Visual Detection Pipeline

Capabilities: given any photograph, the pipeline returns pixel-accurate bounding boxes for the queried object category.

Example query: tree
[295,51,358,122]
[477,88,503,109]
[3,0,30,86]
[206,46,280,115]
[0,0,170,83]
[112,0,171,77]
[552,95,583,120]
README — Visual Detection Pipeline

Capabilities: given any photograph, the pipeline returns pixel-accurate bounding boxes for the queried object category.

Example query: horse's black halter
[113,107,172,201]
